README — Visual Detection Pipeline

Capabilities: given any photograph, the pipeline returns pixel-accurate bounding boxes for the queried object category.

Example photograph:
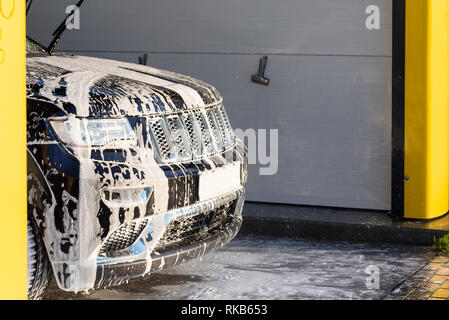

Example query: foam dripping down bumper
[93,188,245,290]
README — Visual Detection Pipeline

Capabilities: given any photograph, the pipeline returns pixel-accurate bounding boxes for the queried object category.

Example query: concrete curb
[238,202,449,246]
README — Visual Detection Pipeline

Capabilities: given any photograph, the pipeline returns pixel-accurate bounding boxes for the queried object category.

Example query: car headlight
[50,118,137,148]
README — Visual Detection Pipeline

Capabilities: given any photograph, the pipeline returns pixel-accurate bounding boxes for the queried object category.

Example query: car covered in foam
[26,37,247,299]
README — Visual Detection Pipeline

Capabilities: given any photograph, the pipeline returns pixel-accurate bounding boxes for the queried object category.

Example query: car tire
[27,217,52,300]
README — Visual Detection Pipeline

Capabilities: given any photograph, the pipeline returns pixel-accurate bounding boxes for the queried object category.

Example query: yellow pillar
[404,0,449,219]
[0,0,27,299]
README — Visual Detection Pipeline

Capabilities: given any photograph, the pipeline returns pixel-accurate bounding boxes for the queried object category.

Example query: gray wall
[27,0,392,210]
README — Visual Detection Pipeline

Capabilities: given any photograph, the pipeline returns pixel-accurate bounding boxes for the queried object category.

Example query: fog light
[101,186,153,207]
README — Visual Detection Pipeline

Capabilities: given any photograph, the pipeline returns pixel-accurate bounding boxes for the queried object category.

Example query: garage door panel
[232,106,389,126]
[279,140,389,161]
[284,137,389,157]
[248,194,388,211]
[132,55,392,125]
[28,0,392,56]
[281,153,389,172]
[247,178,389,210]
[140,54,391,210]
[228,95,390,114]
[243,122,388,141]
[270,167,389,187]
[222,82,390,100]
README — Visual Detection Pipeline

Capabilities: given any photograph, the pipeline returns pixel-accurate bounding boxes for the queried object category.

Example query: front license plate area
[199,163,241,201]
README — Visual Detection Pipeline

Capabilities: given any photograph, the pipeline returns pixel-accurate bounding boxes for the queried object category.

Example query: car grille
[99,219,149,254]
[98,200,236,255]
[155,200,236,253]
[149,104,234,163]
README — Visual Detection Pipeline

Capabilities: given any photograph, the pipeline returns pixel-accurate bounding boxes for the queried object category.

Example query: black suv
[26,37,247,299]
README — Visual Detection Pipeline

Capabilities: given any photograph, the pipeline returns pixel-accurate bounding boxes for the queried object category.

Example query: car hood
[26,54,222,117]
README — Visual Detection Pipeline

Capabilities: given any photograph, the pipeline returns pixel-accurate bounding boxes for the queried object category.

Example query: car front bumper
[32,137,247,292]
[94,188,245,289]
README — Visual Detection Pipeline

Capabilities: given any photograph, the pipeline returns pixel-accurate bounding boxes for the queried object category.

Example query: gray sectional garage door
[27,0,392,210]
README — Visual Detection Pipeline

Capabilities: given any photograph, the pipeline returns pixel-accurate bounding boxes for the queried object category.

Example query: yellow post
[404,0,449,219]
[0,0,27,299]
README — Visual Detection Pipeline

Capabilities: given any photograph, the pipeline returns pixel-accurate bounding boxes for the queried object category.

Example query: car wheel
[27,217,52,300]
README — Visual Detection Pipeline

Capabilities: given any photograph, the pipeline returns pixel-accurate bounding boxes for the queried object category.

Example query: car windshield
[26,37,46,55]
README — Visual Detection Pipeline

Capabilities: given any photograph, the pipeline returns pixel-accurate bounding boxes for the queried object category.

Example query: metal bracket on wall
[251,56,270,86]
[138,53,148,66]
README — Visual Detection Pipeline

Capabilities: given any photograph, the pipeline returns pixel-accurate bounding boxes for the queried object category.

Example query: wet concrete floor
[44,237,433,300]
[43,236,434,300]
